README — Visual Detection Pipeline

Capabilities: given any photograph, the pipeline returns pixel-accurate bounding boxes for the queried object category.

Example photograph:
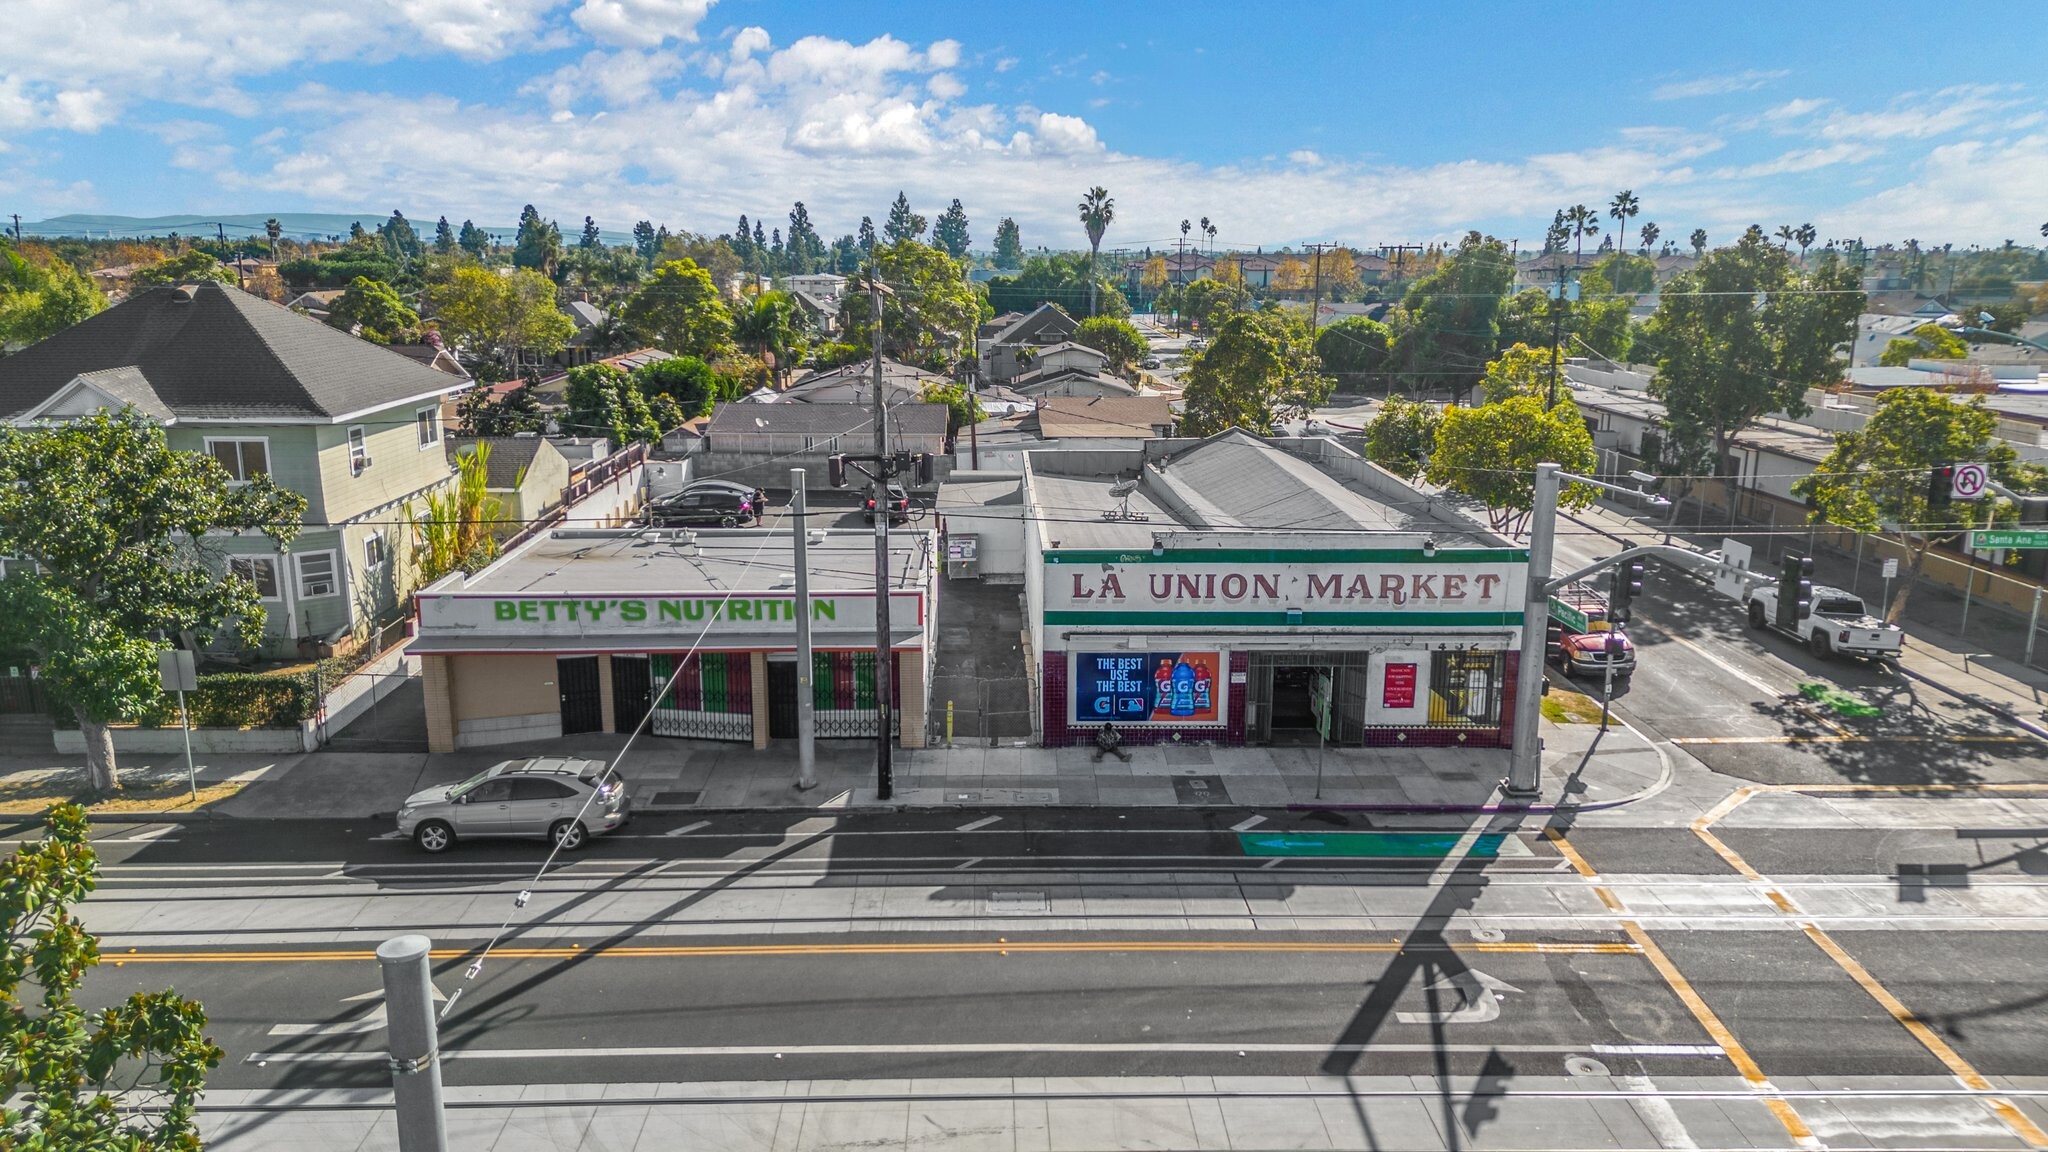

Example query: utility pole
[1505,464,1558,797]
[1378,243,1422,288]
[9,215,19,243]
[1545,261,1578,410]
[792,467,817,790]
[866,265,895,801]
[1171,236,1188,332]
[1304,241,1336,333]
[377,935,448,1152]
[217,223,244,290]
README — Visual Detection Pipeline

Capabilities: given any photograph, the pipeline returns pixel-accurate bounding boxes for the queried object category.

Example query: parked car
[1140,356,1161,369]
[398,757,630,853]
[646,484,750,528]
[1547,581,1637,678]
[863,483,912,524]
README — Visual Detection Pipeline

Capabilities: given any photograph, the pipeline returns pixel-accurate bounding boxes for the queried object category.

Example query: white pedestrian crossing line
[957,816,1003,832]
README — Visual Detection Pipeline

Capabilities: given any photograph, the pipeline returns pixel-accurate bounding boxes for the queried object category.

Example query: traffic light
[1928,464,1955,509]
[1607,556,1646,624]
[1777,552,1814,630]
[828,454,847,488]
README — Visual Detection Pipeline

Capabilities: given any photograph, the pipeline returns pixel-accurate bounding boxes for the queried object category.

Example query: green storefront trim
[1045,548,1527,565]
[1044,610,1524,628]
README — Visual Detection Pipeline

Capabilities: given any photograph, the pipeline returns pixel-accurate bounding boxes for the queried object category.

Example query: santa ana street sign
[1972,529,2048,550]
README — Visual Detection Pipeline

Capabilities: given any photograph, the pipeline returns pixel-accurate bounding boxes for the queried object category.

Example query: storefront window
[648,652,754,741]
[1428,650,1505,726]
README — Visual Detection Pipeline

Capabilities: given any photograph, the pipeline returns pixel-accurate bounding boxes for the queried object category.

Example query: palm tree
[2039,222,2047,239]
[1199,216,1212,257]
[1566,204,1600,262]
[1078,187,1116,318]
[1204,219,1217,255]
[1639,222,1660,255]
[1689,228,1708,256]
[264,218,282,259]
[1607,191,1639,261]
[1794,223,1817,260]
[1774,225,1797,250]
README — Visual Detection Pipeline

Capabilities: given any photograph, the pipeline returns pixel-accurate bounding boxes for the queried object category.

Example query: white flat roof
[455,528,935,596]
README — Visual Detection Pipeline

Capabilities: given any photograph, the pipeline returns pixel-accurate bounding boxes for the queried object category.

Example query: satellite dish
[1108,479,1139,498]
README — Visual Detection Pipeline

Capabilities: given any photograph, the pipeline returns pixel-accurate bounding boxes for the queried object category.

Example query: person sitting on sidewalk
[1093,722,1132,762]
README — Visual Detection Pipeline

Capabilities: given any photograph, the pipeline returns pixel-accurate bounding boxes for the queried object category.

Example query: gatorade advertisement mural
[1072,651,1225,725]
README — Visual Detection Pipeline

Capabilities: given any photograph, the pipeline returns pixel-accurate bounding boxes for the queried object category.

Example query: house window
[229,556,281,600]
[347,426,368,474]
[364,532,389,571]
[415,407,440,450]
[205,438,269,484]
[296,551,337,598]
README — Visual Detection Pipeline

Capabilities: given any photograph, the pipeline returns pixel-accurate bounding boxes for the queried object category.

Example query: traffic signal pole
[1505,466,1709,798]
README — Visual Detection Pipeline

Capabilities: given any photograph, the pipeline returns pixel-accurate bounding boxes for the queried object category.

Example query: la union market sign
[1043,550,1527,626]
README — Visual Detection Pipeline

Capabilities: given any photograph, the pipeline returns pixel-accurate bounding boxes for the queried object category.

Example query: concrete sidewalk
[0,714,1665,822]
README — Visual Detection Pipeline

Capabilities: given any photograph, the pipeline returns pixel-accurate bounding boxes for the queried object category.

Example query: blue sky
[5,0,2046,249]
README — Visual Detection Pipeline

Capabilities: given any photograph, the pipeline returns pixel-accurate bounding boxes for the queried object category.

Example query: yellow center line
[1547,827,1819,1148]
[112,939,1643,963]
[1694,785,2048,1149]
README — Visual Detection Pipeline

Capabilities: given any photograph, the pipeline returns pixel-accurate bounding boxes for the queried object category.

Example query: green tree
[986,253,1127,317]
[579,216,602,250]
[731,290,803,377]
[1077,186,1115,317]
[512,205,562,278]
[1607,191,1639,259]
[1585,251,1656,296]
[632,220,660,267]
[1689,228,1708,257]
[265,216,283,257]
[1392,231,1515,398]
[564,363,663,445]
[1649,230,1863,499]
[1179,310,1331,436]
[0,410,304,791]
[920,380,984,447]
[378,210,422,263]
[2,804,224,1148]
[883,192,926,244]
[129,250,234,287]
[1363,396,1441,481]
[841,240,979,371]
[1640,221,1660,254]
[623,258,733,359]
[409,441,503,577]
[993,217,1025,268]
[457,379,547,435]
[425,265,576,378]
[1880,322,1968,366]
[636,355,719,417]
[786,202,824,272]
[1314,316,1394,391]
[457,219,489,260]
[1477,342,1561,404]
[326,276,418,343]
[931,199,971,259]
[1566,204,1600,261]
[434,215,456,254]
[0,246,107,347]
[1073,315,1149,377]
[1426,395,1598,536]
[1795,388,2026,622]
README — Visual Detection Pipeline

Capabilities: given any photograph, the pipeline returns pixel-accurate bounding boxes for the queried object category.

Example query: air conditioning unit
[352,456,373,475]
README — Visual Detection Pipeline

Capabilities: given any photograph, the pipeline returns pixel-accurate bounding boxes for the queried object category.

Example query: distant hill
[17,212,634,246]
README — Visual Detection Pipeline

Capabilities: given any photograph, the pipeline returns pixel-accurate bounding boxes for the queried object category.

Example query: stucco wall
[450,652,560,720]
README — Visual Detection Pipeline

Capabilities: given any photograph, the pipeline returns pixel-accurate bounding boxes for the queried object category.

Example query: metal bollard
[378,935,448,1152]
[946,700,954,746]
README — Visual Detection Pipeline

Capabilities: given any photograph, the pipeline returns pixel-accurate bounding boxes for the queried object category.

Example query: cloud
[730,25,771,61]
[993,57,1018,73]
[1711,143,1878,179]
[570,0,715,47]
[1288,150,1322,166]
[1813,84,2021,141]
[928,73,967,101]
[1652,69,1789,101]
[1832,132,2048,240]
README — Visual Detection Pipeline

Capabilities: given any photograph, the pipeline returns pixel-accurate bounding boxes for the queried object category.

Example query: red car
[862,484,911,524]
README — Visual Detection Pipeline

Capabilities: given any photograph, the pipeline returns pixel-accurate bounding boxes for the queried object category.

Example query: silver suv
[397,757,630,854]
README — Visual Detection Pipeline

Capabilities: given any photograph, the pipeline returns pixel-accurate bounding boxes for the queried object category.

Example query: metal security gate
[612,655,652,734]
[812,651,898,738]
[767,659,799,739]
[0,661,46,714]
[648,652,754,741]
[557,656,603,735]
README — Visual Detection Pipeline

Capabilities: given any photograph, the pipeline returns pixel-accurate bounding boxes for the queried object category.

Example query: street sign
[1311,671,1333,740]
[158,649,197,693]
[1973,529,2048,550]
[1712,538,1754,602]
[1881,557,1900,578]
[1547,597,1589,632]
[1952,462,1989,500]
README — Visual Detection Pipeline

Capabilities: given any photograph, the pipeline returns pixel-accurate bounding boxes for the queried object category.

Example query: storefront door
[767,658,799,739]
[557,656,603,735]
[612,656,652,734]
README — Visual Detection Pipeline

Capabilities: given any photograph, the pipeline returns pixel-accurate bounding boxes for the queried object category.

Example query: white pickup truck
[1745,583,1904,661]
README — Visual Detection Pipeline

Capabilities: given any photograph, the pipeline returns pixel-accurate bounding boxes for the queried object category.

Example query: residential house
[553,300,613,368]
[521,347,672,408]
[955,395,1175,472]
[284,289,346,321]
[1007,343,1139,399]
[978,303,1080,385]
[0,282,471,656]
[777,358,952,406]
[447,434,571,538]
[787,273,847,301]
[789,288,840,338]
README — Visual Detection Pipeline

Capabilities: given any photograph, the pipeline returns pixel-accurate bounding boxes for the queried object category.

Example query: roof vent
[173,284,199,302]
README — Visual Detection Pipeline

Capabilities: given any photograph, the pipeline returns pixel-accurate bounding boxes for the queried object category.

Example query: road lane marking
[956,816,1002,832]
[1693,785,2048,1149]
[1670,734,2026,745]
[1547,827,1819,1148]
[241,1040,1723,1066]
[1231,815,1267,832]
[662,821,711,837]
[117,939,1642,963]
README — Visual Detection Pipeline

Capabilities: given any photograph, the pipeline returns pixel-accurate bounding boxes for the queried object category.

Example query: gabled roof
[0,282,469,423]
[1032,341,1110,363]
[1009,364,1139,396]
[784,358,951,405]
[988,303,1077,347]
[565,301,606,329]
[1027,396,1175,439]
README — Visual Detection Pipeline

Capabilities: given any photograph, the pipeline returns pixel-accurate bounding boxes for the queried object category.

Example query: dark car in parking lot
[645,482,753,528]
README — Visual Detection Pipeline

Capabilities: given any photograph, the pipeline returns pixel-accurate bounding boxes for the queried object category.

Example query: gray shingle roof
[706,401,949,437]
[0,282,468,422]
[449,435,544,489]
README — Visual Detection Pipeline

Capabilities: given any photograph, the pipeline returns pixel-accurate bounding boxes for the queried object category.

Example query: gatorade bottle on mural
[1154,659,1175,715]
[1170,658,1196,717]
[1192,658,1212,713]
